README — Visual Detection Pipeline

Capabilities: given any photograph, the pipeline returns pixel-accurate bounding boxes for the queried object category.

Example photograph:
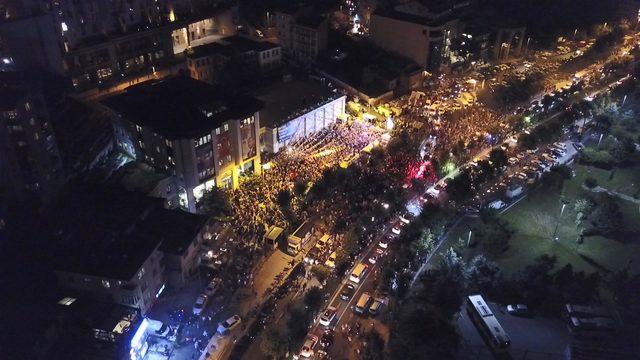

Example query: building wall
[263,95,345,153]
[0,88,63,203]
[257,47,282,70]
[162,229,204,287]
[56,248,165,315]
[371,15,428,68]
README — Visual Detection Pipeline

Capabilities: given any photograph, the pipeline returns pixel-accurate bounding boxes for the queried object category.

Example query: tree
[411,228,435,256]
[446,170,473,202]
[390,305,460,359]
[467,255,501,295]
[474,215,512,257]
[362,329,385,360]
[276,189,292,209]
[260,329,287,359]
[589,194,623,236]
[286,307,310,342]
[303,286,324,314]
[197,187,231,217]
[592,114,612,133]
[310,265,330,284]
[293,180,308,197]
[416,248,468,318]
[489,148,508,170]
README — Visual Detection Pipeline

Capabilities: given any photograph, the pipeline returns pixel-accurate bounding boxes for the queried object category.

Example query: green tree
[362,329,385,360]
[286,307,310,342]
[197,187,231,217]
[293,180,308,197]
[276,189,292,209]
[303,286,324,314]
[489,148,508,170]
[411,228,435,256]
[260,329,287,359]
[310,265,330,284]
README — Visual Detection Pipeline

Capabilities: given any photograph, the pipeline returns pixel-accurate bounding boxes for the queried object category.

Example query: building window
[102,280,111,288]
[197,134,211,146]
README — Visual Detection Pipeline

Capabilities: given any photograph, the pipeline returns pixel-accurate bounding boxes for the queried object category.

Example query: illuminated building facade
[0,0,237,91]
[103,77,262,211]
[256,78,346,154]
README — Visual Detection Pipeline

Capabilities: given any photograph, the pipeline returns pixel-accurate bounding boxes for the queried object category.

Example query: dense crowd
[229,121,384,236]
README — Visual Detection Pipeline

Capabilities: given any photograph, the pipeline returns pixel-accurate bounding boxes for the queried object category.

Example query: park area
[441,158,640,278]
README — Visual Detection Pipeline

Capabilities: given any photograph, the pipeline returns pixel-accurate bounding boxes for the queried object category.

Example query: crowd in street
[228,121,384,237]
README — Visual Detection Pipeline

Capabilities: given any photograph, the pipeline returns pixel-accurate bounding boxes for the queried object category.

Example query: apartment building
[186,35,281,85]
[275,9,328,61]
[103,76,263,211]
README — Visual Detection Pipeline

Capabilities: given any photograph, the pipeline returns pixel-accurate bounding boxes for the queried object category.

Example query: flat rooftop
[50,178,204,279]
[188,35,279,59]
[374,0,469,26]
[253,78,343,128]
[102,77,263,140]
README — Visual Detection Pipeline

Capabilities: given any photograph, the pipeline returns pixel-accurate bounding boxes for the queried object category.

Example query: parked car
[378,238,389,249]
[368,254,379,264]
[325,252,337,268]
[217,314,241,334]
[507,304,530,317]
[319,306,337,327]
[204,277,222,297]
[297,335,319,359]
[193,294,209,315]
[369,298,384,316]
[340,284,355,301]
[320,329,334,349]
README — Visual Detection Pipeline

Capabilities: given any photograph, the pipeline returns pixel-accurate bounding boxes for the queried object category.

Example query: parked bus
[287,221,314,255]
[349,263,368,284]
[466,295,511,352]
[354,292,372,314]
[568,317,616,335]
[564,304,609,318]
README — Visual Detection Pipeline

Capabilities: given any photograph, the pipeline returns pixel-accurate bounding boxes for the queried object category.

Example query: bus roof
[265,226,284,240]
[468,295,493,317]
[292,221,314,238]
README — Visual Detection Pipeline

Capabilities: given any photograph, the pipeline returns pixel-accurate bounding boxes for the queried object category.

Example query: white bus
[466,295,511,352]
[349,263,368,284]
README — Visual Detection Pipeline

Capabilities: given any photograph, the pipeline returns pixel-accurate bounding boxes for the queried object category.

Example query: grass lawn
[568,161,640,198]
[433,161,640,278]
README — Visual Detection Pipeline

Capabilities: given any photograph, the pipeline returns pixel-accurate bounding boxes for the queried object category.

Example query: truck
[287,221,314,255]
[264,225,285,250]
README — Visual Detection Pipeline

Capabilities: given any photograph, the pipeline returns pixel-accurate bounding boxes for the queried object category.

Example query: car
[320,329,334,349]
[297,335,318,359]
[193,294,208,315]
[378,238,389,249]
[340,284,355,301]
[369,298,384,315]
[391,225,402,235]
[399,212,414,224]
[319,306,337,327]
[204,277,222,296]
[217,314,242,334]
[375,247,386,255]
[507,304,530,317]
[304,247,320,265]
[368,254,379,264]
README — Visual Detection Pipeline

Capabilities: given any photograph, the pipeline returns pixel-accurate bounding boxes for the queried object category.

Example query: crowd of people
[228,121,385,237]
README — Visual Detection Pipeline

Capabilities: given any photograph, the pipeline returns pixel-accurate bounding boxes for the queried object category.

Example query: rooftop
[253,78,342,128]
[156,208,208,256]
[188,35,279,58]
[51,181,165,280]
[110,162,171,195]
[374,0,469,26]
[102,77,263,140]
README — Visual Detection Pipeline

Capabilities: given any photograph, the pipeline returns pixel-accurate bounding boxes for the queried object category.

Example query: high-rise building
[0,72,63,204]
[103,76,263,211]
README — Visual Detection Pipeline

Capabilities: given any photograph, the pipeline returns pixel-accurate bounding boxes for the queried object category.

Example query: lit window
[102,280,111,288]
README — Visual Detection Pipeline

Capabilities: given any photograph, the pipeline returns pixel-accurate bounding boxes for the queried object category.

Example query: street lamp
[552,202,567,241]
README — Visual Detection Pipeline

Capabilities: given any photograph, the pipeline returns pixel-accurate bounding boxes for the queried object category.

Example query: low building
[52,181,207,314]
[35,296,141,360]
[103,76,263,211]
[110,162,188,210]
[186,35,281,85]
[255,78,346,153]
[275,8,328,61]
